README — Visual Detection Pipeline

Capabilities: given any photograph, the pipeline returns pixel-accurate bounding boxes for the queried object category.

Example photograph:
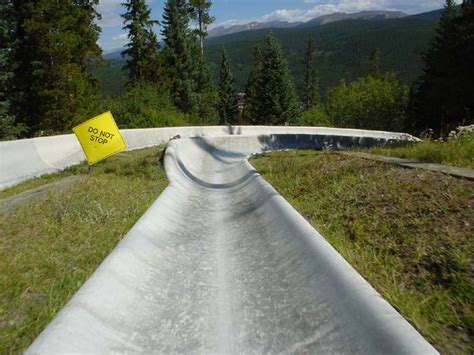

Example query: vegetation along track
[0,148,169,353]
[251,150,473,354]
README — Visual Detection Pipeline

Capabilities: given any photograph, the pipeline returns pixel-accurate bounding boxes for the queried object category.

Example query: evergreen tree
[243,45,264,124]
[303,36,320,109]
[0,0,25,139]
[12,0,102,134]
[191,40,218,123]
[408,0,471,136]
[259,33,300,125]
[369,48,381,78]
[161,0,197,113]
[188,0,214,56]
[162,0,217,121]
[456,0,474,124]
[121,0,161,84]
[217,49,237,125]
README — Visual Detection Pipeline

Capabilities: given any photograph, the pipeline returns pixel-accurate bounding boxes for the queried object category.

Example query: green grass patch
[363,134,474,168]
[251,150,473,354]
[0,147,168,353]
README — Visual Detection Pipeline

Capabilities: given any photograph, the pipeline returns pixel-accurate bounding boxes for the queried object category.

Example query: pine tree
[0,0,25,139]
[121,0,161,84]
[191,40,218,123]
[259,33,300,125]
[243,45,264,124]
[161,0,197,113]
[408,0,465,136]
[188,0,214,56]
[161,0,217,121]
[303,36,320,109]
[217,49,237,125]
[369,48,381,78]
[456,0,474,125]
[12,0,102,134]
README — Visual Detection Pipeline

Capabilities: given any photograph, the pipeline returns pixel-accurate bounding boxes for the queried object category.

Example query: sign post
[72,111,127,166]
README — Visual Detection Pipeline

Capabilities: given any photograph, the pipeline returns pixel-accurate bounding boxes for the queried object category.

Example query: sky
[97,0,461,52]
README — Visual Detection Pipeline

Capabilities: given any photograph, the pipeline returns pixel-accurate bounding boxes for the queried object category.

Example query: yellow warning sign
[72,111,127,165]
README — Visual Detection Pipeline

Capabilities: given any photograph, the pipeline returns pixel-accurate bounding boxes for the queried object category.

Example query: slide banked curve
[0,126,417,190]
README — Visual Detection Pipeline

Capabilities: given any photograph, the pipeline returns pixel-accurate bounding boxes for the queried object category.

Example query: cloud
[96,0,123,28]
[99,32,128,52]
[112,33,128,41]
[208,19,251,30]
[213,0,461,27]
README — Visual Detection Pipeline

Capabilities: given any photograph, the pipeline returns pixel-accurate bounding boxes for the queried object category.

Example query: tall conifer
[369,48,381,78]
[303,36,320,109]
[12,0,102,133]
[408,0,469,135]
[0,0,24,138]
[188,0,214,56]
[161,0,196,113]
[217,49,237,124]
[121,0,161,84]
[191,40,218,122]
[260,33,300,125]
[243,45,264,124]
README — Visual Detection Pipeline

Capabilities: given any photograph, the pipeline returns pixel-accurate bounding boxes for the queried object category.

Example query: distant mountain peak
[301,10,408,27]
[208,20,302,38]
[208,10,408,39]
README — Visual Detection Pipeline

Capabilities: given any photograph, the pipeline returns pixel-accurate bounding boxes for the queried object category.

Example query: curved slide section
[0,126,416,189]
[25,130,436,354]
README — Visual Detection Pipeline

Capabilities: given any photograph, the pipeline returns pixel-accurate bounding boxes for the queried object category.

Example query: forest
[101,14,440,97]
[0,0,473,139]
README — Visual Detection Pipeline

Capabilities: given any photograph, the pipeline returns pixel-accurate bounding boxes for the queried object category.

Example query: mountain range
[104,10,410,58]
[208,20,303,38]
[97,8,444,98]
[206,10,408,38]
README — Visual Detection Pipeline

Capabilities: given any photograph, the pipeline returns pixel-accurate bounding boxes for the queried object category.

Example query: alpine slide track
[0,126,438,354]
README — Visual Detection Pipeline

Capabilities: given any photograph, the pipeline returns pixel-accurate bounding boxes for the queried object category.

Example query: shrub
[326,74,408,132]
[101,82,189,128]
[298,105,333,127]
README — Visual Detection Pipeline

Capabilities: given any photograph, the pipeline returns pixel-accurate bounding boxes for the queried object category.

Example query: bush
[298,105,333,127]
[0,114,26,140]
[101,82,189,128]
[326,74,408,132]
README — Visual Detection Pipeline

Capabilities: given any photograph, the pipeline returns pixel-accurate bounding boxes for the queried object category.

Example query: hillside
[95,11,440,98]
[206,17,437,95]
[298,10,407,27]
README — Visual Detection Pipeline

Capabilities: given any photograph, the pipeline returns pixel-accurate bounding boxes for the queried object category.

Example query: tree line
[293,0,473,135]
[0,0,472,139]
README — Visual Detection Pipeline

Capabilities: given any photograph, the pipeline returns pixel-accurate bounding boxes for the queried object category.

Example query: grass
[362,133,474,168]
[0,147,168,353]
[251,150,473,354]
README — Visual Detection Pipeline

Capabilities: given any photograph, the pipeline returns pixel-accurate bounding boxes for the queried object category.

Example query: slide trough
[1,127,436,353]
